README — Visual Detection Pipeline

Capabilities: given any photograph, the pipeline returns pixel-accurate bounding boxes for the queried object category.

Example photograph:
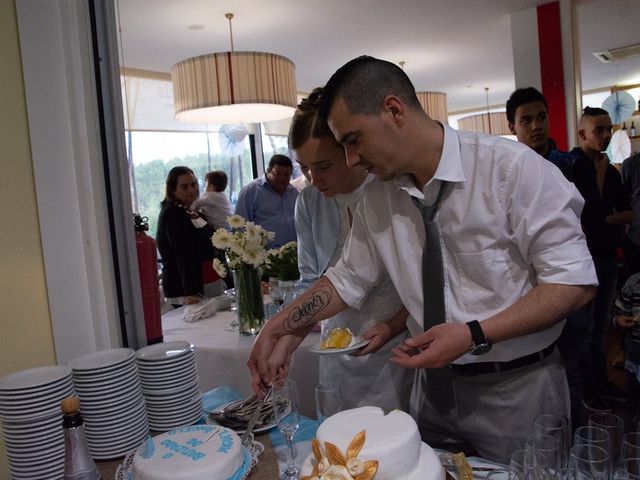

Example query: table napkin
[182,295,234,322]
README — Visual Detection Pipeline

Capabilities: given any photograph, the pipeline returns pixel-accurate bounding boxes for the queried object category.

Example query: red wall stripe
[537,1,568,151]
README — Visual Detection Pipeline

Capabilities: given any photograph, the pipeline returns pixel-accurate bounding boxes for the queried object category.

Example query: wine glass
[589,413,624,469]
[270,282,285,310]
[273,378,300,480]
[315,383,342,423]
[526,433,562,474]
[534,414,570,467]
[510,449,549,480]
[553,467,595,480]
[569,444,610,480]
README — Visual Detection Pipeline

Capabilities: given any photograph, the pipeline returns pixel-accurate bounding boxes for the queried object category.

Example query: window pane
[128,130,253,237]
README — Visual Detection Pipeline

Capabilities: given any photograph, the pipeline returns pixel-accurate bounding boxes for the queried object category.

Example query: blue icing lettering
[160,438,207,462]
[140,436,155,459]
[217,431,234,454]
[186,438,203,448]
[162,453,173,459]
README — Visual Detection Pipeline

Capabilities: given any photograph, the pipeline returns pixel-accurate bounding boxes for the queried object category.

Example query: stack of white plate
[0,365,75,480]
[69,348,149,460]
[135,341,203,431]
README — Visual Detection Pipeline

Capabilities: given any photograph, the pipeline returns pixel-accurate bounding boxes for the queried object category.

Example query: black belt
[450,343,556,376]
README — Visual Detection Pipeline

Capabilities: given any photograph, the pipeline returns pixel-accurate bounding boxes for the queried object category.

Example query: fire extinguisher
[134,214,163,344]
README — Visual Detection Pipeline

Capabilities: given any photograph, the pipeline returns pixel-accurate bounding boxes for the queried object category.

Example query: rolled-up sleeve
[506,149,598,286]
[325,200,385,309]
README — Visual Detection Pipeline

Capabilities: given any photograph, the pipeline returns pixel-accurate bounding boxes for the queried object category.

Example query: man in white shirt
[193,170,233,230]
[248,56,597,462]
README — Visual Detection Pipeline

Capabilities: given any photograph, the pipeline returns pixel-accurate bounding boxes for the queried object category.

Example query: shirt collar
[392,124,466,200]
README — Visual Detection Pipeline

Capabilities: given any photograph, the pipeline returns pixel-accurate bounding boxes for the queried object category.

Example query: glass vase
[232,266,265,336]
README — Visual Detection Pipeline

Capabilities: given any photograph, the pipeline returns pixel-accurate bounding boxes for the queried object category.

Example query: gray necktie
[413,182,455,415]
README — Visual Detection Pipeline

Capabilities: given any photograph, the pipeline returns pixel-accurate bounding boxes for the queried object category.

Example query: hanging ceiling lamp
[171,13,298,124]
[398,61,448,124]
[457,87,511,135]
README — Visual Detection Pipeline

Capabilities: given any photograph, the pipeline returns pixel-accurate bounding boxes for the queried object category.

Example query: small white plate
[309,339,369,355]
[135,341,194,362]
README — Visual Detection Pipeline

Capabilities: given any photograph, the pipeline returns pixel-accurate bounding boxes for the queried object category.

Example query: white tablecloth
[161,306,320,417]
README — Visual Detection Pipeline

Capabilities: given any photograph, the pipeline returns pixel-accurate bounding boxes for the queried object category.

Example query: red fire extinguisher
[134,214,163,344]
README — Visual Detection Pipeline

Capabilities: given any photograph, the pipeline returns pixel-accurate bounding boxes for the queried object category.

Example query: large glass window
[127,130,252,237]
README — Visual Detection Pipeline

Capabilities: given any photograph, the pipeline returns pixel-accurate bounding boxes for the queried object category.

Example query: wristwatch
[466,320,492,355]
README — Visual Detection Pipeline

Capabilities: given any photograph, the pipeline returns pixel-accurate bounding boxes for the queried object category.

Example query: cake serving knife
[241,385,273,446]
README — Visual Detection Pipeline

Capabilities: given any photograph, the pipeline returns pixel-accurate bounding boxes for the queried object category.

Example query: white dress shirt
[325,125,598,365]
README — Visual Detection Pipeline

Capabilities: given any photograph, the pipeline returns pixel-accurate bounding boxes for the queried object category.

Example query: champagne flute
[315,383,342,423]
[569,444,610,480]
[270,282,285,310]
[273,378,300,480]
[534,414,570,467]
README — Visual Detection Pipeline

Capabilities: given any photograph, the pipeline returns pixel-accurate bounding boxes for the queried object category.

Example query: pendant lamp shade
[457,112,511,136]
[171,51,297,124]
[416,91,448,124]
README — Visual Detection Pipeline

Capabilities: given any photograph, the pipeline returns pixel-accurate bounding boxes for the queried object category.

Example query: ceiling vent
[593,43,640,63]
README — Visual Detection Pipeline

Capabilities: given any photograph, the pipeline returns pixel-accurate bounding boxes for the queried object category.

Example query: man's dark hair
[267,154,293,172]
[205,170,228,192]
[505,87,549,124]
[318,55,422,121]
[581,106,609,118]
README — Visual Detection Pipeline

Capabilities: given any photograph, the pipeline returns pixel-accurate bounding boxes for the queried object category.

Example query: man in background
[572,107,632,410]
[194,170,233,230]
[622,152,640,280]
[235,154,298,248]
[506,87,600,427]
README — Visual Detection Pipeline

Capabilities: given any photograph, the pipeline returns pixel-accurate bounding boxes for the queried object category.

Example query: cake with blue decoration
[132,425,251,480]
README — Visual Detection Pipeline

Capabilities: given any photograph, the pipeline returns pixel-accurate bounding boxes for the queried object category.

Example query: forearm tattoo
[283,285,333,333]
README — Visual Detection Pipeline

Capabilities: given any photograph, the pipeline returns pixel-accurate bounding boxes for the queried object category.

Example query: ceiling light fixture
[398,61,448,124]
[171,13,298,124]
[457,87,510,136]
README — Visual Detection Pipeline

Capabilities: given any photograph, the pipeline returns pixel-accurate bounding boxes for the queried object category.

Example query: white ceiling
[117,0,640,113]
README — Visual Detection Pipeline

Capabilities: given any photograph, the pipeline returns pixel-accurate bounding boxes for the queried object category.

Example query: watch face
[470,343,492,355]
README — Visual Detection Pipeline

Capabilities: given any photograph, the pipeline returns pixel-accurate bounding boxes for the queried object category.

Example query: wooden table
[96,433,280,479]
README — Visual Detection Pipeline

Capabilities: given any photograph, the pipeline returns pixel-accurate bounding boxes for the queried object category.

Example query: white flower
[281,241,297,253]
[346,458,365,476]
[212,258,227,278]
[321,465,354,480]
[228,237,245,256]
[265,230,276,241]
[211,229,233,249]
[227,215,246,228]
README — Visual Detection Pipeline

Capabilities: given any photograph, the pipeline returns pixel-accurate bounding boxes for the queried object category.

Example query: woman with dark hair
[290,88,413,411]
[156,166,223,307]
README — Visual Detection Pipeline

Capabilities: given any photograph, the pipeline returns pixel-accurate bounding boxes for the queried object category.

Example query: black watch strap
[467,320,492,355]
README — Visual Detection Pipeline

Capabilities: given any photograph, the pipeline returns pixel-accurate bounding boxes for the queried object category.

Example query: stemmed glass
[270,282,285,311]
[534,414,570,467]
[315,383,342,423]
[273,378,300,480]
[569,444,610,480]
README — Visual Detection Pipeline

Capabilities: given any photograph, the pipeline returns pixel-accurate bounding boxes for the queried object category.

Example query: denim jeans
[583,255,619,395]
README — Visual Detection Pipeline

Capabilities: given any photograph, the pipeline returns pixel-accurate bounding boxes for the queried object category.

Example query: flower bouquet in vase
[211,215,274,335]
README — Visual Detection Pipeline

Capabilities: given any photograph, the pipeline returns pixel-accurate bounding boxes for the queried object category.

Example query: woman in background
[290,88,413,411]
[156,166,222,307]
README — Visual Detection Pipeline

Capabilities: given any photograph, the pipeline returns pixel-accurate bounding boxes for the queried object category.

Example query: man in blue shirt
[235,154,298,248]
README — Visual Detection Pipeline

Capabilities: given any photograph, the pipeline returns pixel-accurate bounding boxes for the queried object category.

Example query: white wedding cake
[131,425,250,480]
[300,406,444,480]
